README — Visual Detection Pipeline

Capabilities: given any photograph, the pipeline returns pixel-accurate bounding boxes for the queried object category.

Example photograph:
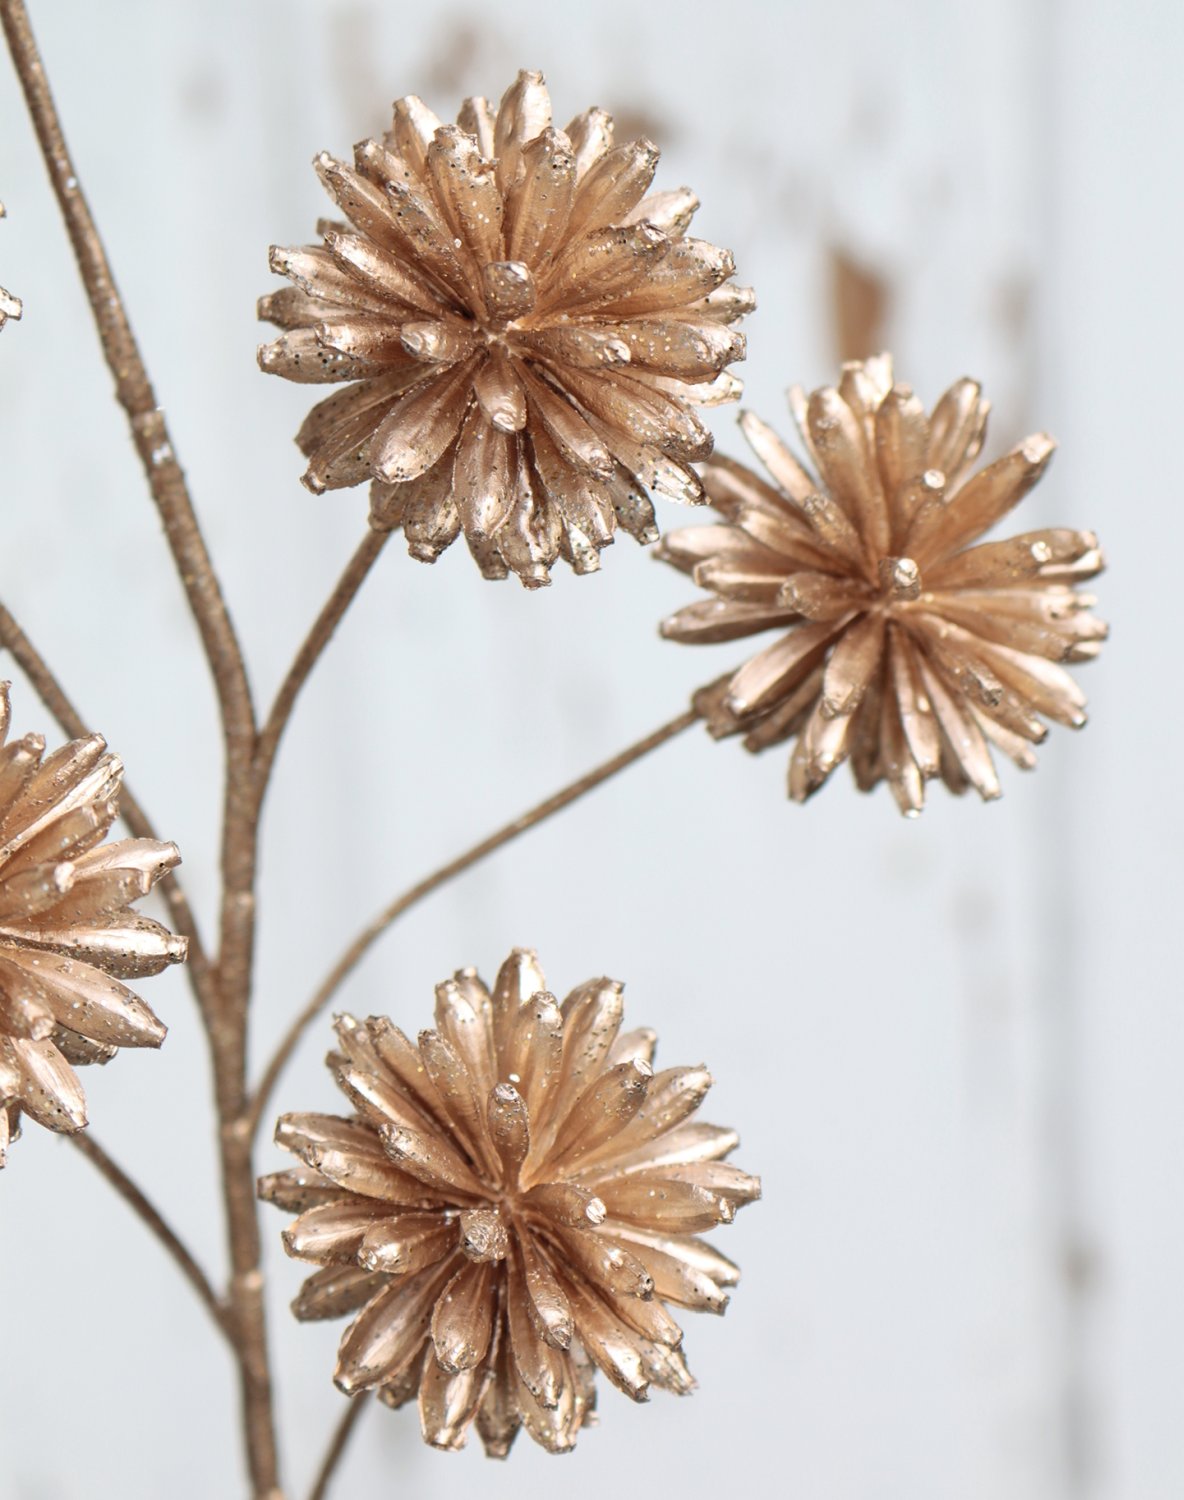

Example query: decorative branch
[0,7,281,1491]
[68,1130,231,1343]
[0,0,256,773]
[249,705,700,1135]
[0,597,217,1022]
[307,1396,369,1500]
[254,528,388,796]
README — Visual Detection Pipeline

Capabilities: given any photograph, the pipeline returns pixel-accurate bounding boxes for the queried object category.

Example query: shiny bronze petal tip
[658,355,1106,814]
[258,71,749,586]
[264,947,756,1455]
[0,682,186,1161]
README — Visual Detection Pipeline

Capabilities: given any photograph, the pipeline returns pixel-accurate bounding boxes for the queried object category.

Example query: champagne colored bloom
[0,685,186,1164]
[658,355,1107,814]
[263,948,758,1455]
[259,71,750,587]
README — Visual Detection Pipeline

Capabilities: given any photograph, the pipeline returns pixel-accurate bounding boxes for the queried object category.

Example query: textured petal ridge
[258,73,750,587]
[657,356,1106,813]
[263,948,758,1455]
[0,684,186,1163]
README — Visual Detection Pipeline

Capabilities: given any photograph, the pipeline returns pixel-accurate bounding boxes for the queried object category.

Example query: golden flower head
[262,948,758,1456]
[0,685,186,1165]
[0,201,21,330]
[658,354,1107,814]
[258,70,751,588]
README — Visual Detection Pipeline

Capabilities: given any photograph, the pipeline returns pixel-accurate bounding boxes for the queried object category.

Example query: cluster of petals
[658,355,1107,813]
[263,948,758,1455]
[259,70,750,586]
[0,686,186,1164]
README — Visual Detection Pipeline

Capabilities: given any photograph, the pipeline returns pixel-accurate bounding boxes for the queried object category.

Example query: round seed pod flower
[262,948,759,1455]
[258,70,750,587]
[658,355,1107,814]
[0,685,186,1164]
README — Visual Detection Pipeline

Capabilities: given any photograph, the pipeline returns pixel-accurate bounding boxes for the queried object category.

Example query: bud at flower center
[879,555,922,601]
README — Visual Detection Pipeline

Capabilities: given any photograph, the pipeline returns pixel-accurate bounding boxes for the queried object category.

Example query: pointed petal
[431,1260,497,1372]
[371,363,475,484]
[335,1258,457,1394]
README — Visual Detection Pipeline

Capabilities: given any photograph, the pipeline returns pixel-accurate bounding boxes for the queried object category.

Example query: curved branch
[248,706,699,1136]
[307,1395,369,1500]
[253,528,388,796]
[0,598,217,1022]
[68,1129,232,1344]
[0,0,256,773]
[1,6,284,1489]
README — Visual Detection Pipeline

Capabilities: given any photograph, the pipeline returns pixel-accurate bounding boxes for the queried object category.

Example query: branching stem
[307,1397,369,1500]
[0,3,275,1491]
[1,10,701,1498]
[248,706,699,1136]
[0,598,218,1021]
[68,1130,231,1342]
[254,529,388,796]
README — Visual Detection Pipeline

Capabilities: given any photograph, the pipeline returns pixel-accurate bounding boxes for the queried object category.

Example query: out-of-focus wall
[0,2,1178,1496]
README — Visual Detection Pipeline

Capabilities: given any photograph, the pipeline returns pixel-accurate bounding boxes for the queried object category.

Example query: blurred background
[0,1,1179,1495]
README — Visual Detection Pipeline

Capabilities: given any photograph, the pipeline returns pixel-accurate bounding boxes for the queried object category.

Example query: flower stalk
[0,0,276,1486]
[0,7,1109,1495]
[0,25,708,1484]
[69,1129,232,1341]
[248,704,699,1140]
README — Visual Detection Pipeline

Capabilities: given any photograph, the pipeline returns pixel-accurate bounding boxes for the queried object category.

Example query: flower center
[878,555,922,603]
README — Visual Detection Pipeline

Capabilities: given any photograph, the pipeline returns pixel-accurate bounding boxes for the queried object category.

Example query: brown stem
[307,1397,369,1500]
[0,6,276,1492]
[0,0,255,768]
[254,529,388,794]
[249,706,700,1136]
[215,1104,281,1500]
[68,1129,231,1342]
[204,529,390,1493]
[0,598,218,1022]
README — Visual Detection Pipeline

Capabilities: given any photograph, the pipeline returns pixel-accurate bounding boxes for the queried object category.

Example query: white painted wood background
[0,1,1179,1496]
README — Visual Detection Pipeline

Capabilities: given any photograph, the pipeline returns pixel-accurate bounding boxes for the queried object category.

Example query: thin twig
[0,0,256,770]
[0,598,217,1020]
[0,8,281,1491]
[68,1129,231,1344]
[248,706,700,1136]
[307,1396,369,1500]
[254,529,388,794]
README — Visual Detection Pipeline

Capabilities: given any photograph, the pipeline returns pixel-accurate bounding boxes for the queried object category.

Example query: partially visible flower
[658,355,1107,814]
[0,684,186,1164]
[0,202,21,330]
[262,948,758,1456]
[259,70,750,587]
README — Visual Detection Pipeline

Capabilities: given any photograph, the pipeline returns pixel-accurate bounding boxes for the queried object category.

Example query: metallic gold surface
[264,949,758,1455]
[659,355,1107,813]
[258,71,751,587]
[0,683,186,1164]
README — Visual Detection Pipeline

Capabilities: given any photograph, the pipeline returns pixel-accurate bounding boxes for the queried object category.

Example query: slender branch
[0,8,282,1491]
[254,529,388,794]
[0,0,256,776]
[68,1129,231,1343]
[192,534,392,1497]
[249,706,699,1135]
[307,1397,369,1500]
[0,598,218,1020]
